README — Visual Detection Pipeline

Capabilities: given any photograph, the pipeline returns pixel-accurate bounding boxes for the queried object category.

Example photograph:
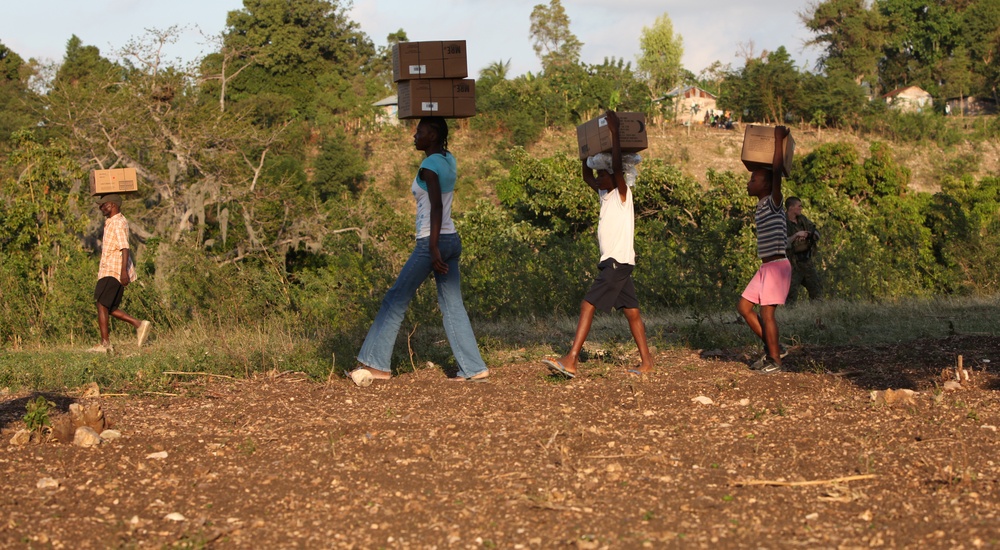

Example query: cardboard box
[90,168,138,195]
[397,79,476,119]
[741,125,795,177]
[576,112,648,160]
[392,40,468,81]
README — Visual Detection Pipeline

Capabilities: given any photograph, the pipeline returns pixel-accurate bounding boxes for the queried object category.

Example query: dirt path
[2,335,998,548]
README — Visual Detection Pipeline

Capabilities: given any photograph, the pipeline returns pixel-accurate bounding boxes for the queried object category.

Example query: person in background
[785,196,822,303]
[91,194,151,353]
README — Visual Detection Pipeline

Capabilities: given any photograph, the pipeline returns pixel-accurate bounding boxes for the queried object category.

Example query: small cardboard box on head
[741,125,795,177]
[392,41,468,82]
[90,168,138,195]
[398,78,476,119]
[576,112,648,160]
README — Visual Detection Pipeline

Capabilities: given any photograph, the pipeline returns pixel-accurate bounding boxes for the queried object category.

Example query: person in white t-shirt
[543,111,655,379]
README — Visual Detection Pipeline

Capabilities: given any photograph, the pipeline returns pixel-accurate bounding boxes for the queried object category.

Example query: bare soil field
[2,334,998,548]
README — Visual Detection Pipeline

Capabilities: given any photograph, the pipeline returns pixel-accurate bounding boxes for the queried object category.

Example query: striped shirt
[755,196,787,259]
[98,213,136,283]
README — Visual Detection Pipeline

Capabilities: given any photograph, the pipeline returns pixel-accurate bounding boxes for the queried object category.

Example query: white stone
[10,429,32,446]
[350,369,374,387]
[146,451,169,460]
[164,513,186,522]
[692,396,715,405]
[73,426,102,448]
[100,429,122,441]
[943,381,963,391]
[739,398,750,406]
[36,477,59,489]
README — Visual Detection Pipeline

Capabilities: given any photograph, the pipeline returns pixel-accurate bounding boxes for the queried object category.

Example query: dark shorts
[94,277,124,312]
[583,258,639,312]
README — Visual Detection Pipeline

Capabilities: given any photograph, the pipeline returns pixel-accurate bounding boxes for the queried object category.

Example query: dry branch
[731,474,876,487]
[163,371,236,380]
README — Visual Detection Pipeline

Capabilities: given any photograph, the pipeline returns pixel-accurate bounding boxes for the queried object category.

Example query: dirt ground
[2,334,999,549]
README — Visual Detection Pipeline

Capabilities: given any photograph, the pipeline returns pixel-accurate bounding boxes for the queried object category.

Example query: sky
[0,0,821,79]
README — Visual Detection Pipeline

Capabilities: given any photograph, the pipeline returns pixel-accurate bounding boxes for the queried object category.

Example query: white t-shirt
[597,186,635,265]
[412,153,457,239]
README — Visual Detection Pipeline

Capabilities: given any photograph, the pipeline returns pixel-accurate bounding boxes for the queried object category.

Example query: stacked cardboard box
[90,168,138,195]
[576,112,648,160]
[393,40,475,119]
[741,125,795,177]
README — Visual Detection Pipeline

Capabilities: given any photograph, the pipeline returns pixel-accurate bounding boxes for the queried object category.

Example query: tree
[0,41,37,144]
[366,29,409,95]
[53,35,119,89]
[798,71,868,128]
[877,0,964,94]
[719,47,801,124]
[199,30,261,113]
[637,13,684,98]
[480,59,512,83]
[223,0,376,119]
[529,0,583,72]
[803,0,886,91]
[0,130,91,338]
[962,0,1000,101]
[41,29,319,268]
[575,58,651,120]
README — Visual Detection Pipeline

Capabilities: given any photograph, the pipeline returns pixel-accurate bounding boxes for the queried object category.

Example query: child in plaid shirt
[91,194,151,352]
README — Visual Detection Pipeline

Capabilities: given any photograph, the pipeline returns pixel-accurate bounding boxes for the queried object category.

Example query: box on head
[741,125,794,177]
[392,41,469,82]
[393,40,476,120]
[397,78,476,119]
[576,112,648,160]
[90,168,138,196]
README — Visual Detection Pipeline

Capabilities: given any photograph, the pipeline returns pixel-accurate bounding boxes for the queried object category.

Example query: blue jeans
[357,233,487,377]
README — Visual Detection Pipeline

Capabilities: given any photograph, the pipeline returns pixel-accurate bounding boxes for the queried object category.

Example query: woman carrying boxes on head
[348,117,490,385]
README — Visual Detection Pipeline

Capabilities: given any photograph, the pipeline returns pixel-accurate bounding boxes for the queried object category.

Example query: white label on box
[598,117,608,128]
[408,65,427,75]
[421,102,439,112]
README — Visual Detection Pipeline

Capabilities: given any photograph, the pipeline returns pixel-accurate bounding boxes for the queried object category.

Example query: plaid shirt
[97,213,137,283]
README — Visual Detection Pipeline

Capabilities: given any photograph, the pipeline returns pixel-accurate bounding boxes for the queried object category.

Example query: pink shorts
[742,259,791,306]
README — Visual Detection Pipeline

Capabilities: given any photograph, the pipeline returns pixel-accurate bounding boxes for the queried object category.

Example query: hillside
[362,119,1000,217]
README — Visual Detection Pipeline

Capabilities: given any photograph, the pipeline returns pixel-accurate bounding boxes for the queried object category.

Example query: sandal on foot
[348,367,391,387]
[448,369,490,382]
[542,359,576,379]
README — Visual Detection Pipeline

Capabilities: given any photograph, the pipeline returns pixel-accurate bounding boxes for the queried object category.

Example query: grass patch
[1,295,997,393]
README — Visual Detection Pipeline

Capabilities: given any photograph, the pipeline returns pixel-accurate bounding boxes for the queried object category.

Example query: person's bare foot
[543,357,577,378]
[555,355,578,376]
[632,362,654,374]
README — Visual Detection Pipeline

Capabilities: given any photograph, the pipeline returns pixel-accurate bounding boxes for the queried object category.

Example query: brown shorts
[584,258,639,312]
[94,277,124,312]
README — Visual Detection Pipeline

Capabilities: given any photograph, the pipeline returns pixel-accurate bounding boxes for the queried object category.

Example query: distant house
[373,95,399,125]
[883,86,932,113]
[662,85,718,122]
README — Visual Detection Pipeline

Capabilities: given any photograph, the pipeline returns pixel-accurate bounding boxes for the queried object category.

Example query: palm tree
[479,58,512,81]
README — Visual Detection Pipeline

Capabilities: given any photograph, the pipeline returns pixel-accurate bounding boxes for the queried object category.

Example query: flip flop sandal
[542,359,576,379]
